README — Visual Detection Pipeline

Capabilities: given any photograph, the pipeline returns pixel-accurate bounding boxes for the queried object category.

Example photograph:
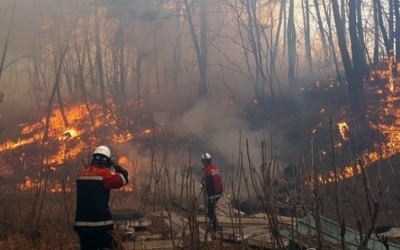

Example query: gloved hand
[114,165,129,183]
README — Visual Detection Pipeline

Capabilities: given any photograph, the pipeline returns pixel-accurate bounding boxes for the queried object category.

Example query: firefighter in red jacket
[201,153,223,232]
[74,145,128,250]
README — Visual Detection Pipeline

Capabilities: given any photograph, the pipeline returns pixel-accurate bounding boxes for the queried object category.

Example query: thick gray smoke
[153,98,273,166]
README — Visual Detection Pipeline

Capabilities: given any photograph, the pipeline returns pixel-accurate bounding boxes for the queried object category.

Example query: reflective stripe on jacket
[74,165,126,231]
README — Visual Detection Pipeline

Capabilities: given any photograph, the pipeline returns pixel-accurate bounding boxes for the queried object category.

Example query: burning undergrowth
[0,62,399,193]
[266,63,400,185]
[0,100,166,191]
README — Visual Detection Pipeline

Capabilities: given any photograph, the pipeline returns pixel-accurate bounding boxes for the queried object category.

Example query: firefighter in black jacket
[201,153,223,232]
[74,145,128,250]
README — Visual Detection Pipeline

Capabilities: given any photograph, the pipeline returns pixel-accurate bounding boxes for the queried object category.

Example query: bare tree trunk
[322,0,342,83]
[46,42,70,139]
[313,0,330,62]
[183,0,208,97]
[135,55,142,106]
[34,38,69,232]
[389,0,395,49]
[355,0,367,73]
[394,0,400,66]
[153,32,161,94]
[373,0,380,65]
[332,0,365,116]
[332,0,353,73]
[287,0,297,92]
[302,0,312,72]
[341,0,347,40]
[73,22,96,127]
[282,0,287,57]
[135,51,151,106]
[0,3,15,81]
[111,19,127,107]
[348,0,366,113]
[172,0,183,88]
[269,0,285,97]
[57,73,70,129]
[246,0,268,103]
[63,62,74,99]
[199,0,208,96]
[118,19,127,105]
[0,0,17,133]
[226,0,273,103]
[94,8,106,105]
[375,0,392,57]
[84,15,95,90]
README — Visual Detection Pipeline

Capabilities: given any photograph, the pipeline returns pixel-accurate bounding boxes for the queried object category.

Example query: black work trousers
[77,229,117,250]
[206,196,220,231]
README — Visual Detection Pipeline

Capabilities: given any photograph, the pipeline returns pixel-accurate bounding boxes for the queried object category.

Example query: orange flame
[0,103,136,165]
[337,122,349,141]
[0,101,158,192]
[315,61,400,184]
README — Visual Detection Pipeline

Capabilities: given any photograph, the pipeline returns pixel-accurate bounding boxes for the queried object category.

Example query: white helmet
[93,145,111,158]
[201,153,212,165]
